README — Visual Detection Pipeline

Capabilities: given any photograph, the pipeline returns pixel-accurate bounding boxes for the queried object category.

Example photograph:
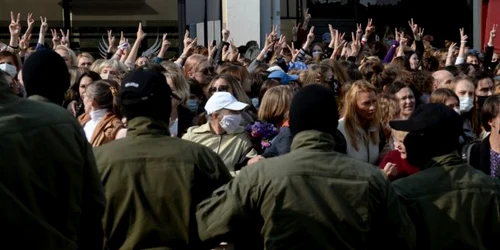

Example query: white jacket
[337,118,380,165]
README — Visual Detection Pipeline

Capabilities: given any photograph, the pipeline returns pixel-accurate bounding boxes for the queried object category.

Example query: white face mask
[459,96,474,113]
[0,63,17,77]
[100,73,115,81]
[312,51,322,58]
[219,114,242,134]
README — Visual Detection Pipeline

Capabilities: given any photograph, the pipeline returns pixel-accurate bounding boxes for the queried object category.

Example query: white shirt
[83,109,108,142]
[170,118,179,137]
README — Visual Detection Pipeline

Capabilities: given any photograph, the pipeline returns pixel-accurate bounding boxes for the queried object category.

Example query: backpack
[461,140,480,165]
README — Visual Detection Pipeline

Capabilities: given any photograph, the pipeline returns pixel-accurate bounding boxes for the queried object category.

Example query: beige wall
[0,0,178,26]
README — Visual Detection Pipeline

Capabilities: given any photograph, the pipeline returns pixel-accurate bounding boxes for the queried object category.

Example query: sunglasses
[198,67,214,75]
[209,85,230,93]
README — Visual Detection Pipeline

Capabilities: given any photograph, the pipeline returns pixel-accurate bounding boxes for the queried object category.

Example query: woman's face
[312,45,323,58]
[192,61,211,84]
[136,57,148,66]
[393,133,407,159]
[100,66,117,80]
[78,57,93,68]
[55,49,72,67]
[79,76,93,99]
[445,97,460,111]
[455,80,475,99]
[395,87,415,118]
[356,91,377,121]
[0,55,15,66]
[466,55,479,65]
[210,78,231,94]
[409,53,419,69]
[476,78,494,97]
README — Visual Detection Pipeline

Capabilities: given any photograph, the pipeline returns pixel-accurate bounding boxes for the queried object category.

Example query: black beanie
[289,84,339,137]
[23,50,70,105]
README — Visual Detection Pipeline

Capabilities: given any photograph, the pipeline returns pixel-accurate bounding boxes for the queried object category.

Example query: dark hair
[481,94,500,132]
[385,81,410,95]
[412,71,434,94]
[473,71,494,89]
[430,88,459,105]
[86,80,122,119]
[259,79,280,102]
[188,80,204,100]
[139,63,166,74]
[71,70,101,99]
[444,65,460,77]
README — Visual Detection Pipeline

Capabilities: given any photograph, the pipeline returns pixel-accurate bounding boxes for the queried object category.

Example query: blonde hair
[98,59,127,79]
[342,80,380,151]
[183,54,208,78]
[378,93,401,140]
[258,85,293,127]
[77,52,94,63]
[54,45,77,66]
[90,59,105,73]
[299,64,331,88]
[320,59,351,86]
[165,68,190,104]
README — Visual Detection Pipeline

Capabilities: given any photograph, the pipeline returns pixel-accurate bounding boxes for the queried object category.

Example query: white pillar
[222,0,264,47]
[272,0,281,36]
[472,0,481,49]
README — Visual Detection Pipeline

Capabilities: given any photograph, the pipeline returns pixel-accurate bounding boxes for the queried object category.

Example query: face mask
[477,95,489,109]
[459,96,474,113]
[312,51,322,58]
[100,73,115,80]
[186,99,199,113]
[251,97,259,109]
[0,63,17,77]
[219,114,242,134]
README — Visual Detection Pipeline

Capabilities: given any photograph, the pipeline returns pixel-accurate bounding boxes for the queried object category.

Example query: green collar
[291,130,336,152]
[126,117,171,137]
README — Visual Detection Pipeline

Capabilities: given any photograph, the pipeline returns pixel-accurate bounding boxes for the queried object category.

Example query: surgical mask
[186,99,199,113]
[459,96,474,113]
[251,97,259,109]
[100,73,115,80]
[219,114,242,134]
[0,63,17,77]
[312,51,322,58]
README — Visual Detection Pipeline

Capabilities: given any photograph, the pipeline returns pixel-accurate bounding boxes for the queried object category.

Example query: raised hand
[27,13,35,29]
[287,43,299,62]
[302,8,311,30]
[39,16,48,34]
[19,34,31,51]
[60,29,70,47]
[184,30,193,49]
[350,32,360,57]
[292,23,300,36]
[408,18,418,35]
[491,24,498,39]
[365,19,374,36]
[51,29,61,46]
[9,12,22,37]
[137,22,146,40]
[306,26,315,42]
[107,30,116,48]
[460,28,468,43]
[161,33,170,49]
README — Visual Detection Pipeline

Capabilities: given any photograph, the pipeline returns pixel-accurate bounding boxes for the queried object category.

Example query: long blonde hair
[258,85,293,127]
[342,80,380,151]
[165,68,190,105]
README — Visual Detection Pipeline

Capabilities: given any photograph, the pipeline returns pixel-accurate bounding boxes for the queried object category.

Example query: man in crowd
[94,68,232,249]
[390,103,500,249]
[0,69,105,249]
[196,84,416,249]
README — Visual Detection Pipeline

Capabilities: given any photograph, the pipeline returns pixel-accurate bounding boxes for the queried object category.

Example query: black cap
[120,69,172,122]
[289,84,339,137]
[23,50,69,105]
[390,103,462,137]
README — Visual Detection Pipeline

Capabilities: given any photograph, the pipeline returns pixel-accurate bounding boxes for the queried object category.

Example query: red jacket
[379,150,420,181]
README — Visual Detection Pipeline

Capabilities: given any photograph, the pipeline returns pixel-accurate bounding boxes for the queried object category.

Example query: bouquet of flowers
[247,121,279,152]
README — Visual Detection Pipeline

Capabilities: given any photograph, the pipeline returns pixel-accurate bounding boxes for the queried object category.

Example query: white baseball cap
[205,92,248,114]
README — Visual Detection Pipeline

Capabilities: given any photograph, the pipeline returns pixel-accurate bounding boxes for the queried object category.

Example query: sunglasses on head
[210,85,230,93]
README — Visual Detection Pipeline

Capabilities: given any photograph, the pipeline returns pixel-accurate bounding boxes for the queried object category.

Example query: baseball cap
[205,92,248,115]
[389,103,462,136]
[266,65,284,73]
[121,69,171,105]
[268,71,299,85]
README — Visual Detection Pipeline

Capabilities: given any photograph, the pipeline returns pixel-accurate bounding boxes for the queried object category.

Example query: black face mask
[491,61,498,71]
[477,95,489,109]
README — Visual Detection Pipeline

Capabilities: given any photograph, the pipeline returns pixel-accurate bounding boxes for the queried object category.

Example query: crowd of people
[1,9,500,250]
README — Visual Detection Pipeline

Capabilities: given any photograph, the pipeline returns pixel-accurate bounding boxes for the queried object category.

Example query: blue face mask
[187,99,199,113]
[251,97,259,109]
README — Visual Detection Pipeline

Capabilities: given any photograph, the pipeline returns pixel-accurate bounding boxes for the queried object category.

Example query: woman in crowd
[79,79,124,147]
[164,66,192,137]
[385,81,416,120]
[449,76,480,143]
[430,88,460,113]
[338,80,382,164]
[66,70,101,117]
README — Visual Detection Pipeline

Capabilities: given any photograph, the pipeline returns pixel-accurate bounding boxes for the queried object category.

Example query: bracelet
[8,45,19,49]
[461,40,467,43]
